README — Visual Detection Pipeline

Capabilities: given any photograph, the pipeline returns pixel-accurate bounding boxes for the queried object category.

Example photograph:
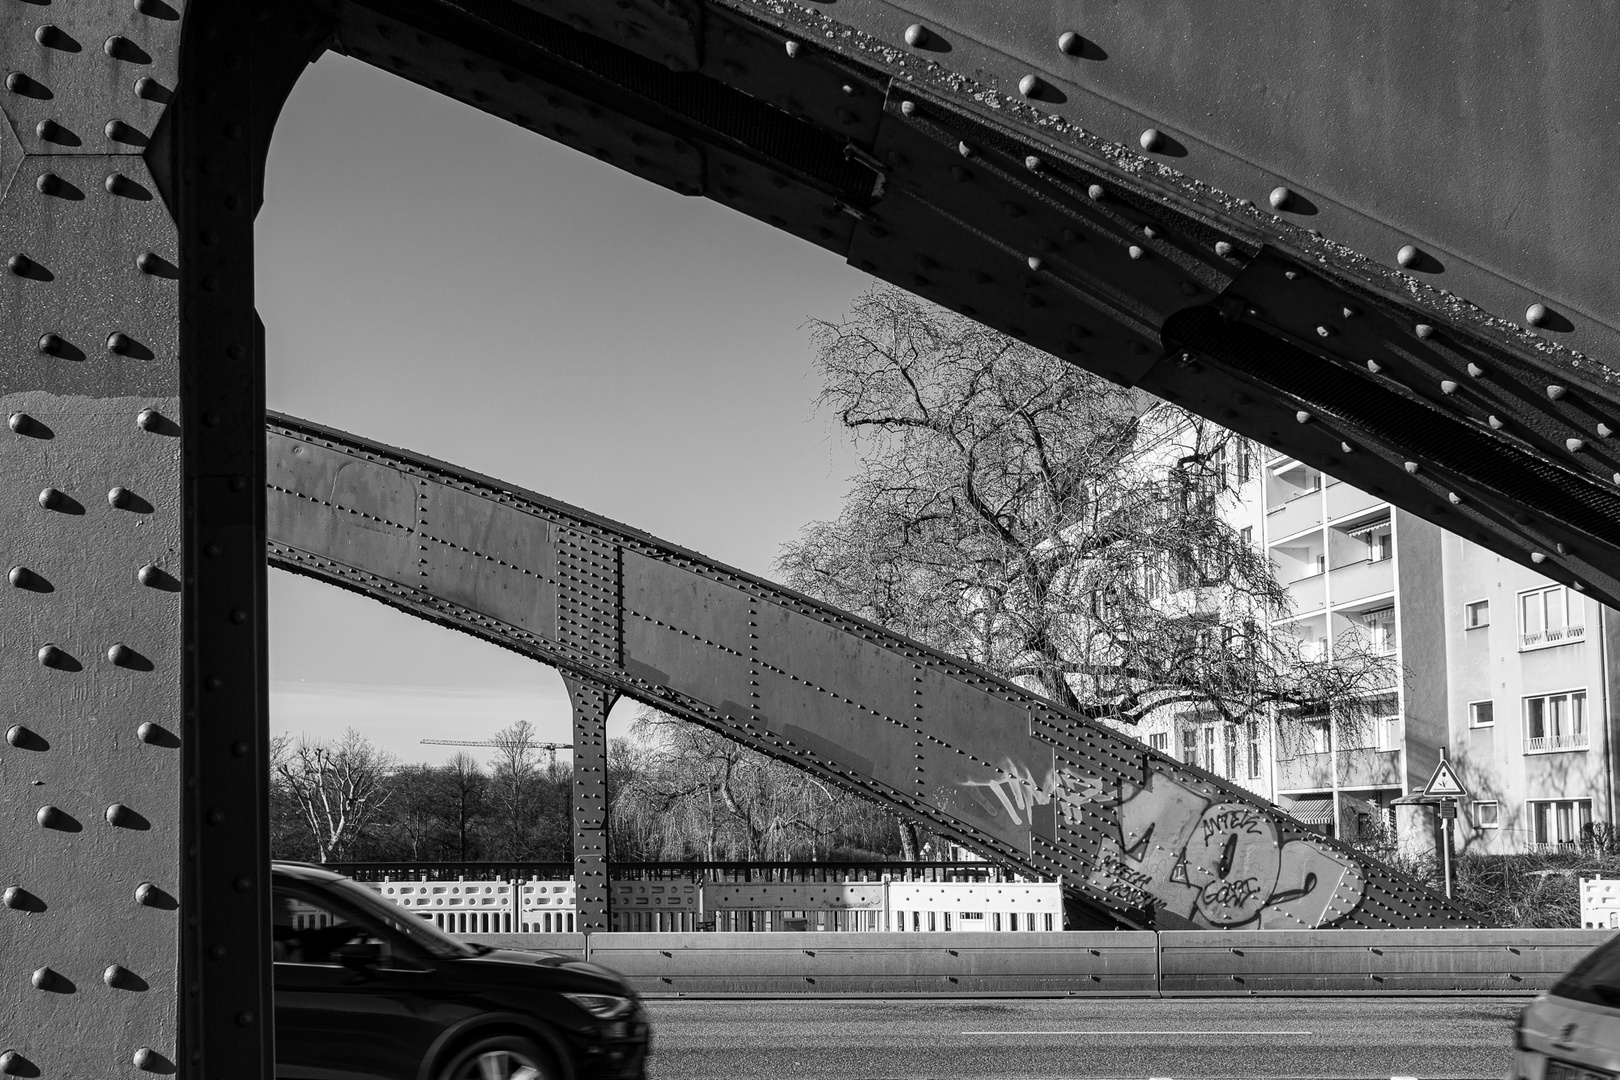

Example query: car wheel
[436,1035,556,1080]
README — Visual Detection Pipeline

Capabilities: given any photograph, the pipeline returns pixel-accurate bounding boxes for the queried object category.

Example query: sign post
[1423,753,1469,899]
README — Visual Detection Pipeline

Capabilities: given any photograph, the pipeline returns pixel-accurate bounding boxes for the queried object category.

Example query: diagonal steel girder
[265,411,1479,932]
[321,0,1620,606]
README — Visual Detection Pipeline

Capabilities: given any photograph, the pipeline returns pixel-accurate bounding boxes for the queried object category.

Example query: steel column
[564,673,617,932]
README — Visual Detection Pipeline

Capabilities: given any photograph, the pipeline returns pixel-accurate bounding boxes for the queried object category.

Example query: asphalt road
[642,997,1522,1080]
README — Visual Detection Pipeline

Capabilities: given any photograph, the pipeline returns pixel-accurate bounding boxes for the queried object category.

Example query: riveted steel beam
[564,673,616,932]
[266,412,1480,932]
[316,0,1620,606]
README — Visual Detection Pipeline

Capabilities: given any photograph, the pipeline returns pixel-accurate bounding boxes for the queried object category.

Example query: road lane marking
[959,1030,1315,1036]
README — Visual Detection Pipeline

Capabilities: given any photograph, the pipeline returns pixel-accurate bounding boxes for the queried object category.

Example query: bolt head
[108,486,131,508]
[1058,30,1082,55]
[903,23,928,47]
[1526,302,1549,327]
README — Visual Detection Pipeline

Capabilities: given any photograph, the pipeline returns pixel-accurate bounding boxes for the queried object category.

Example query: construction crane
[420,739,573,766]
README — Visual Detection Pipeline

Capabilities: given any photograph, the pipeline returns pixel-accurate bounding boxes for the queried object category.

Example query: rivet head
[1087,183,1106,201]
[1268,186,1293,210]
[1440,380,1458,394]
[35,171,61,195]
[784,40,800,58]
[36,643,63,666]
[1027,256,1043,272]
[1058,30,1082,55]
[133,1046,157,1070]
[1567,438,1585,453]
[1139,128,1165,152]
[1340,441,1354,454]
[1316,325,1331,338]
[234,875,252,892]
[34,119,61,141]
[1295,411,1311,424]
[107,643,135,665]
[1414,323,1434,339]
[0,1051,28,1076]
[903,23,929,47]
[2,886,26,909]
[1128,245,1146,260]
[30,967,53,990]
[7,254,34,276]
[136,721,164,744]
[1404,461,1420,474]
[106,802,132,826]
[1018,73,1044,98]
[1526,303,1549,327]
[138,564,161,586]
[1467,363,1485,378]
[1488,415,1505,430]
[108,486,131,508]
[1600,423,1614,438]
[34,806,61,828]
[136,408,160,431]
[1547,384,1567,400]
[9,566,32,588]
[1448,492,1463,505]
[1024,154,1043,172]
[8,412,32,434]
[108,331,134,355]
[1531,551,1547,564]
[134,882,159,906]
[1397,245,1421,268]
[134,250,162,273]
[38,332,64,356]
[1214,241,1234,257]
[104,963,131,987]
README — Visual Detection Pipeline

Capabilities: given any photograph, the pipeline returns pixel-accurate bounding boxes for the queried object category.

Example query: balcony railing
[1524,732,1590,754]
[1520,623,1585,650]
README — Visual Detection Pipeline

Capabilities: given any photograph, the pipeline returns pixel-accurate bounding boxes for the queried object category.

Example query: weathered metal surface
[315,0,1620,606]
[265,413,1477,931]
[565,673,616,931]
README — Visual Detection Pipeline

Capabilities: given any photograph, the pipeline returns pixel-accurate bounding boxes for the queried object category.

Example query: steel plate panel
[265,433,419,583]
[418,481,555,639]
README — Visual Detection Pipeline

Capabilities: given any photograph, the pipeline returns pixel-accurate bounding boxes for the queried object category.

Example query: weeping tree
[778,286,1398,752]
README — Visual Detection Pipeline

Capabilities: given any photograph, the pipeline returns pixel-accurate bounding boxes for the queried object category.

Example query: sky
[258,53,872,765]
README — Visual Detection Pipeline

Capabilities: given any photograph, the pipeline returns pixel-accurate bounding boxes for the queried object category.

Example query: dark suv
[273,862,649,1080]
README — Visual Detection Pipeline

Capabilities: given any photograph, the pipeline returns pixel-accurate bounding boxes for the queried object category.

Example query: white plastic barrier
[886,881,1062,933]
[368,879,517,935]
[367,876,1063,934]
[1582,877,1620,929]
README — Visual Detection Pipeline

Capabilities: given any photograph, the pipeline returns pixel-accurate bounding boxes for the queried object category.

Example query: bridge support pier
[564,674,618,931]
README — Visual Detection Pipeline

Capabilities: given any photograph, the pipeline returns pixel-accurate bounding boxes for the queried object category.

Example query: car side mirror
[334,941,383,973]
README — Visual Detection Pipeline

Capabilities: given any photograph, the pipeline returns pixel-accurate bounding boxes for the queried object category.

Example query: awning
[1283,798,1334,825]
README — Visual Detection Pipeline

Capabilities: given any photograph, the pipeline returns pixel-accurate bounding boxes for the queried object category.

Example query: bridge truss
[2,0,1614,1075]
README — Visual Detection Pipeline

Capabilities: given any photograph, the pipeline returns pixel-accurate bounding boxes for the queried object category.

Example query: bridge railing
[331,860,1022,884]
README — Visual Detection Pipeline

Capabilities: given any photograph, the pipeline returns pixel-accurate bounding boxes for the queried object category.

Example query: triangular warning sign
[1423,759,1468,798]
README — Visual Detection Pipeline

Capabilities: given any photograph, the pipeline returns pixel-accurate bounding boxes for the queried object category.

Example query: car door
[273,884,445,1080]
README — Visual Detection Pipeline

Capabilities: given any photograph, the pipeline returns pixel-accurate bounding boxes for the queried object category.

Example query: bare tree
[779,286,1398,737]
[271,728,397,863]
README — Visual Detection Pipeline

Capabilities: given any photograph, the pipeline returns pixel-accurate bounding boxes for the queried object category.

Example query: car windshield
[320,876,481,960]
[1552,934,1620,1007]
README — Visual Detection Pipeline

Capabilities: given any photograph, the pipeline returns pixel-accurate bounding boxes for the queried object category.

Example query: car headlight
[562,992,634,1020]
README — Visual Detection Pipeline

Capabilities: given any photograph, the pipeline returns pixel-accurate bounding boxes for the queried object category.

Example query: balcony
[1328,558,1394,606]
[1326,484,1387,522]
[1520,624,1586,651]
[1266,493,1323,539]
[1284,573,1325,614]
[1275,747,1403,791]
[1525,732,1590,754]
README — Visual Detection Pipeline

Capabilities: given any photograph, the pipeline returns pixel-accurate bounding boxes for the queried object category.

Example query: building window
[1371,694,1402,751]
[1469,700,1494,728]
[1202,725,1219,776]
[1239,526,1253,548]
[1349,518,1393,563]
[1525,690,1588,754]
[1301,715,1330,755]
[1246,720,1262,779]
[1473,801,1500,828]
[1520,585,1584,649]
[1352,607,1397,654]
[1237,443,1253,485]
[1181,727,1198,768]
[1224,728,1239,779]
[1465,600,1489,629]
[1149,732,1167,753]
[1529,798,1592,851]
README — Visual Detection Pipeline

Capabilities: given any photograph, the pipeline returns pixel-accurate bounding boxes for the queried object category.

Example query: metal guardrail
[331,861,1022,883]
[458,929,1611,997]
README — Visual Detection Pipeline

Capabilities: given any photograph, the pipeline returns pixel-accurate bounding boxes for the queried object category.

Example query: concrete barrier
[453,928,1614,997]
[1157,929,1609,995]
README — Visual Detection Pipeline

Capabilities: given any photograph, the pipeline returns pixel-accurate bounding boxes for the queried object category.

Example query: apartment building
[1254,450,1616,854]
